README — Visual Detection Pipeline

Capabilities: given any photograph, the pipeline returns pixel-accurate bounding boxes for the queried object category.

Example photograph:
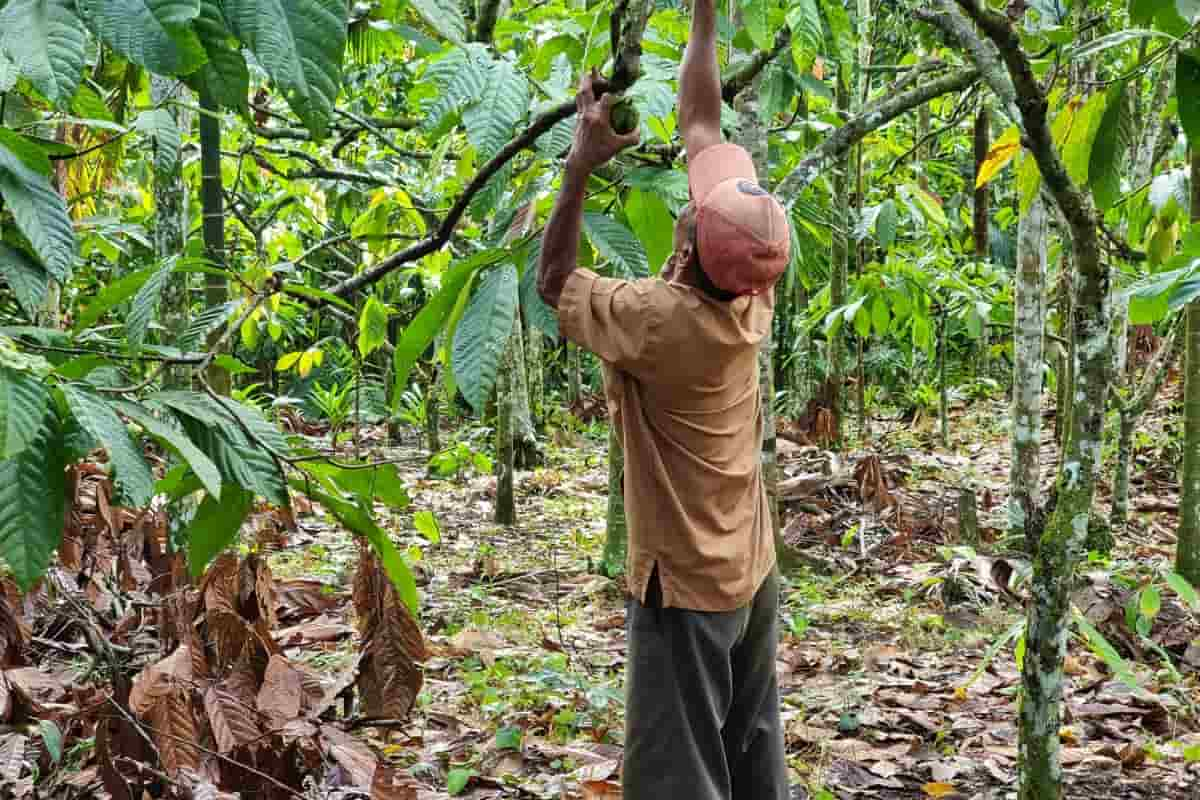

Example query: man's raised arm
[678,0,722,157]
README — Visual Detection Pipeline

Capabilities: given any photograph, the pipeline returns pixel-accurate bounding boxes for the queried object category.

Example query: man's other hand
[566,69,641,173]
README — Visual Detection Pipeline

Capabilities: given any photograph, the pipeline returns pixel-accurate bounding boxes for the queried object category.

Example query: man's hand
[566,69,641,174]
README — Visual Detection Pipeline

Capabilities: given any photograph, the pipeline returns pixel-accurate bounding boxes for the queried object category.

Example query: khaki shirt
[558,268,775,612]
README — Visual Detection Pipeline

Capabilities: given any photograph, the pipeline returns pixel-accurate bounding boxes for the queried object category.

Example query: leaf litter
[1,394,1200,798]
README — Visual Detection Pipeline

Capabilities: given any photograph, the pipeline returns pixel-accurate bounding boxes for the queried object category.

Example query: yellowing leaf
[923,783,956,798]
[277,351,302,371]
[975,126,1021,188]
[299,349,320,378]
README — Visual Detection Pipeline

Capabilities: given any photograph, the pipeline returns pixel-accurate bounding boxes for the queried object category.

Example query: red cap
[688,143,791,296]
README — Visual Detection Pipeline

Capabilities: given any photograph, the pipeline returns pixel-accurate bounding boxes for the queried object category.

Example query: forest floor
[5,382,1200,799]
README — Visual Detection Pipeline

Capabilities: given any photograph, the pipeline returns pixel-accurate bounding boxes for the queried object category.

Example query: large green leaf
[819,0,853,65]
[179,413,288,505]
[184,484,253,576]
[741,0,774,51]
[463,59,529,160]
[1179,49,1200,144]
[135,109,182,175]
[0,52,16,93]
[0,131,75,281]
[876,199,898,251]
[409,0,468,46]
[299,460,410,510]
[519,238,559,339]
[61,384,155,506]
[0,0,87,105]
[787,0,823,68]
[1062,91,1106,186]
[0,243,49,318]
[423,44,492,131]
[127,258,177,354]
[391,249,506,410]
[453,263,518,414]
[1089,81,1135,212]
[222,0,348,137]
[583,212,649,279]
[0,366,49,460]
[624,189,674,275]
[0,413,65,590]
[187,0,249,111]
[74,265,157,331]
[77,0,207,75]
[294,480,419,614]
[357,295,389,358]
[118,400,222,499]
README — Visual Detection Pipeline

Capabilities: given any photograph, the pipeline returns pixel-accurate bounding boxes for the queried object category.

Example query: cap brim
[688,143,758,205]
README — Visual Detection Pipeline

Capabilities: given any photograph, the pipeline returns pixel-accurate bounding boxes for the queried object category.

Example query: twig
[48,129,134,161]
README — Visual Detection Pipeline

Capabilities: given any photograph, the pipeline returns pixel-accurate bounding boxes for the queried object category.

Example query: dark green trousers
[622,568,788,800]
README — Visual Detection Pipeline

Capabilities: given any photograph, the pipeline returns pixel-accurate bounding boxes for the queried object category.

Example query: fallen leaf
[922,782,957,798]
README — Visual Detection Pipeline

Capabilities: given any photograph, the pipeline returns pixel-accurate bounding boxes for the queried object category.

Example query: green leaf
[118,401,222,499]
[453,263,518,414]
[819,0,853,64]
[1130,0,1168,26]
[0,413,65,590]
[1167,571,1200,610]
[135,108,182,175]
[870,296,889,336]
[447,768,473,796]
[184,484,254,576]
[1180,49,1200,143]
[1069,29,1174,61]
[294,479,419,614]
[391,249,506,411]
[0,366,49,460]
[1017,153,1043,216]
[413,509,440,544]
[625,189,674,275]
[409,0,468,46]
[76,266,158,331]
[1074,611,1141,692]
[495,726,522,750]
[0,131,75,281]
[0,0,86,105]
[222,0,348,137]
[876,199,898,250]
[127,258,177,354]
[61,384,155,506]
[1089,81,1135,211]
[463,60,529,161]
[911,187,947,229]
[0,51,16,93]
[77,0,207,75]
[1141,585,1162,618]
[214,354,256,375]
[357,295,389,358]
[1062,91,1106,186]
[39,720,63,764]
[787,0,823,57]
[423,44,492,131]
[853,304,870,338]
[282,283,356,312]
[519,239,559,339]
[742,0,774,51]
[583,213,649,279]
[0,243,49,318]
[183,416,288,506]
[187,1,250,111]
[299,460,410,511]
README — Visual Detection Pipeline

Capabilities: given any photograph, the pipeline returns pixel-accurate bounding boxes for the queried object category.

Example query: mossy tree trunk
[1178,152,1200,583]
[600,427,626,578]
[198,87,230,396]
[1011,195,1046,540]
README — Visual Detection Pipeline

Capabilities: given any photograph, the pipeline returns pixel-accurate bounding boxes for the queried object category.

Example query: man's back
[559,270,776,611]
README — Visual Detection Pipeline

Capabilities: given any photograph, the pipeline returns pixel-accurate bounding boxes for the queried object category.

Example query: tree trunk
[974,104,991,379]
[917,102,931,191]
[506,315,539,468]
[494,325,516,526]
[198,87,230,396]
[152,76,191,387]
[829,71,851,448]
[854,0,872,440]
[1011,195,1046,541]
[1179,153,1200,583]
[938,307,949,448]
[600,426,626,578]
[426,365,441,454]
[526,321,544,432]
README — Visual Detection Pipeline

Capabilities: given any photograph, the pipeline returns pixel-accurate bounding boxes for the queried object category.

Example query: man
[536,0,791,796]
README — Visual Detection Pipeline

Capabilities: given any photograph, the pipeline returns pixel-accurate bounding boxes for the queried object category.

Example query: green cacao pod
[609,96,640,135]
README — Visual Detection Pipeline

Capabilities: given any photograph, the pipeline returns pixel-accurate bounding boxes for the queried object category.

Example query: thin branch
[914,3,1019,123]
[722,28,792,104]
[48,130,133,161]
[883,83,979,179]
[776,67,981,202]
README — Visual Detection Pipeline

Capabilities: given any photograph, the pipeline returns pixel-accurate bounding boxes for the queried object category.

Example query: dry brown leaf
[204,685,262,754]
[130,645,194,716]
[276,579,341,621]
[148,683,200,776]
[581,779,622,800]
[257,654,304,724]
[370,764,419,800]
[0,732,26,785]
[0,594,28,668]
[354,546,425,721]
[320,725,378,787]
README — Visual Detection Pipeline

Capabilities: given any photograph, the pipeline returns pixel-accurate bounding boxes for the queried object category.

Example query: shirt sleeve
[558,268,662,377]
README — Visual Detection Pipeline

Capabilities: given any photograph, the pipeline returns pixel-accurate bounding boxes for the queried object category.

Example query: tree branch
[776,67,980,202]
[722,28,791,104]
[914,1,1019,123]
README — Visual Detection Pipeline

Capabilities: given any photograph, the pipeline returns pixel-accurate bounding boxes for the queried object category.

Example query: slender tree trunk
[494,325,516,526]
[829,71,851,448]
[426,365,441,454]
[1179,153,1200,582]
[152,76,191,387]
[917,102,931,191]
[938,307,949,448]
[974,104,991,378]
[854,0,872,440]
[507,316,539,468]
[600,426,626,578]
[526,321,544,432]
[1011,195,1046,540]
[198,88,230,395]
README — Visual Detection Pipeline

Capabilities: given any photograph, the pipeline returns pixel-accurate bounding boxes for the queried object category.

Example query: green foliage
[1179,48,1200,144]
[1088,81,1134,211]
[0,0,87,105]
[357,295,390,358]
[0,130,75,281]
[61,384,156,506]
[582,213,649,279]
[127,258,178,354]
[184,484,255,576]
[76,0,206,75]
[0,412,66,590]
[135,108,183,175]
[0,366,49,459]
[188,0,250,110]
[453,263,518,413]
